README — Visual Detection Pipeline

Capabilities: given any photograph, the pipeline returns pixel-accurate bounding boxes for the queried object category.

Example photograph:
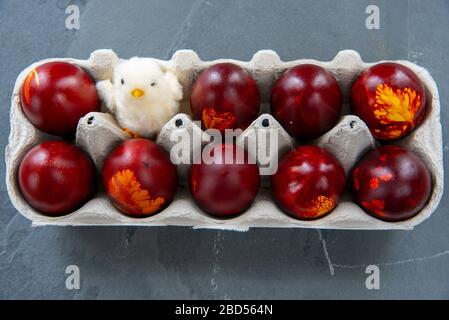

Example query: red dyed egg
[102,139,178,218]
[18,141,96,216]
[271,145,345,220]
[190,63,260,132]
[352,145,431,222]
[270,64,342,140]
[20,62,99,136]
[351,62,426,140]
[189,144,260,217]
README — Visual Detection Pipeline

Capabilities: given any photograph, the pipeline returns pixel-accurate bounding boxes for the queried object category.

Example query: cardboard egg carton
[5,49,443,230]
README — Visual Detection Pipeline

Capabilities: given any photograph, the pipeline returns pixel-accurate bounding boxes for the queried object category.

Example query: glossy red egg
[190,63,261,132]
[271,145,345,220]
[351,62,426,140]
[18,141,96,216]
[102,139,178,218]
[20,61,99,136]
[352,145,431,222]
[189,144,260,217]
[270,64,342,140]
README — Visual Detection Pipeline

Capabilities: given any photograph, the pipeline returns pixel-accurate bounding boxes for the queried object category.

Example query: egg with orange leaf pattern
[352,146,431,222]
[102,139,178,217]
[271,145,346,220]
[190,63,260,132]
[351,62,427,141]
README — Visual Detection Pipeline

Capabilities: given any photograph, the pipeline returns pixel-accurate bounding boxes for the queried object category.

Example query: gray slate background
[1,0,448,299]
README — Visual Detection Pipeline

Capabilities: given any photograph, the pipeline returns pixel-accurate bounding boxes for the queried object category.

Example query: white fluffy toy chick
[96,57,183,138]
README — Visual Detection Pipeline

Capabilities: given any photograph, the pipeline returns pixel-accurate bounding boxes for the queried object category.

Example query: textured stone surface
[1,0,449,300]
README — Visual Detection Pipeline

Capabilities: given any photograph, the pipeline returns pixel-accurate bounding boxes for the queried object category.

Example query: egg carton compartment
[5,49,443,230]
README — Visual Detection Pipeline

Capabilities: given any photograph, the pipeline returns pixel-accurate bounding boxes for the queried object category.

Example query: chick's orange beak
[131,88,145,98]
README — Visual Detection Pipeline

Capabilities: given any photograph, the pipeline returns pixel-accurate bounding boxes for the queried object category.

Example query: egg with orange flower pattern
[271,145,346,220]
[351,63,427,140]
[102,139,178,217]
[190,63,260,132]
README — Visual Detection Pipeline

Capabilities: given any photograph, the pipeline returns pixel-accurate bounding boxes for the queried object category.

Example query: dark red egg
[18,141,96,216]
[351,62,426,140]
[271,145,345,220]
[102,138,178,218]
[190,63,260,132]
[270,64,342,140]
[189,144,260,217]
[20,61,99,136]
[352,145,431,222]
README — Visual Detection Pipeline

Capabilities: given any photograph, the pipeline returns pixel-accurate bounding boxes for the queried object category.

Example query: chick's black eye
[151,81,156,87]
[121,78,124,85]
